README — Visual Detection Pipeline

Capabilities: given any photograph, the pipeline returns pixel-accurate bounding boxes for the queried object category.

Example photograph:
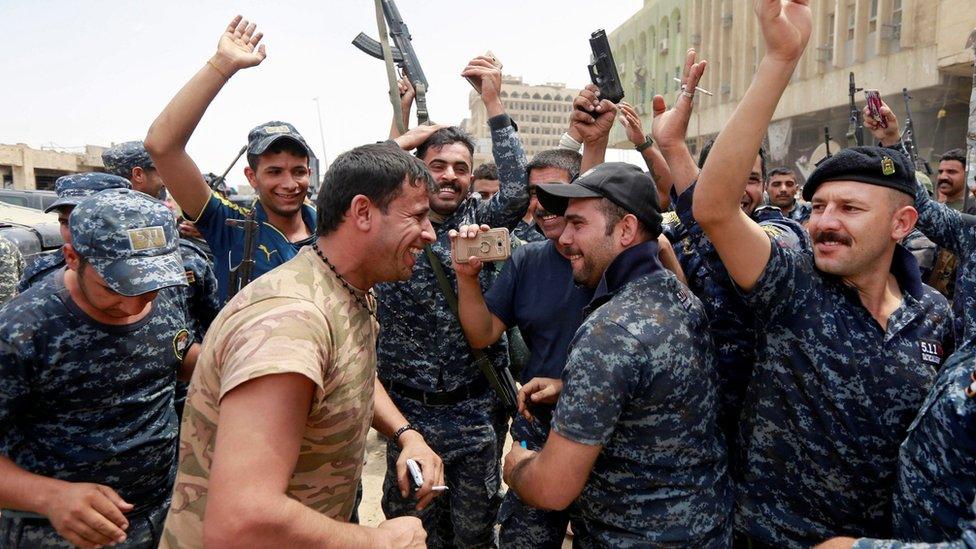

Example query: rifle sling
[423,245,517,412]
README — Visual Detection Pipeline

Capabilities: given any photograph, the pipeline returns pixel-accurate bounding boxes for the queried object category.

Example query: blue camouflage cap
[44,172,131,213]
[102,141,155,178]
[70,188,187,296]
[247,121,312,157]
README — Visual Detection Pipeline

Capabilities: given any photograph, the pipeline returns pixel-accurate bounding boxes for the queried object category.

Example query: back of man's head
[316,144,435,236]
[415,127,475,163]
[527,149,582,183]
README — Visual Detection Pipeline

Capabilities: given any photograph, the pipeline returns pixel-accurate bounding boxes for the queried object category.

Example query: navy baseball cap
[69,188,186,296]
[102,141,155,178]
[536,162,663,235]
[803,146,916,201]
[246,121,312,157]
[45,172,131,213]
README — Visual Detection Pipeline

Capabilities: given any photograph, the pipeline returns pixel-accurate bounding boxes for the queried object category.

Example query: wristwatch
[635,134,654,152]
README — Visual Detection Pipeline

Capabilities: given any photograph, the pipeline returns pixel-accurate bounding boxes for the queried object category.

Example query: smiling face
[558,198,620,288]
[528,166,573,241]
[245,149,310,219]
[937,159,966,202]
[741,155,764,215]
[368,177,437,284]
[807,180,917,277]
[422,143,473,217]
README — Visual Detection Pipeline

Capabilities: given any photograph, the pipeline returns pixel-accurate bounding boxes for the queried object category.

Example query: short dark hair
[526,149,582,183]
[940,148,966,167]
[316,144,434,236]
[415,127,475,163]
[246,138,309,171]
[698,138,768,181]
[472,162,498,181]
[597,199,657,241]
[767,167,796,181]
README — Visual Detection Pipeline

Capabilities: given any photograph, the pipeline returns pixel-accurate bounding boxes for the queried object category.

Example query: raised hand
[862,99,901,147]
[376,516,428,548]
[214,15,267,73]
[618,102,646,147]
[461,55,504,115]
[651,48,707,151]
[394,123,449,151]
[572,84,617,144]
[449,224,490,279]
[755,0,812,63]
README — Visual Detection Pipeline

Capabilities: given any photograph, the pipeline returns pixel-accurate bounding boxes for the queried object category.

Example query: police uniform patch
[173,328,190,361]
[919,339,944,370]
[263,125,292,134]
[127,226,166,251]
[184,270,196,284]
[881,156,896,176]
[762,225,784,238]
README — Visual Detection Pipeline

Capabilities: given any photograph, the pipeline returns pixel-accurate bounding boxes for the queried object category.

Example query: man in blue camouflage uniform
[767,166,812,224]
[0,189,196,548]
[0,236,24,306]
[813,96,976,549]
[693,5,953,546]
[102,141,169,201]
[650,50,809,479]
[503,162,731,547]
[451,149,583,547]
[375,54,529,548]
[18,173,131,292]
[145,19,319,303]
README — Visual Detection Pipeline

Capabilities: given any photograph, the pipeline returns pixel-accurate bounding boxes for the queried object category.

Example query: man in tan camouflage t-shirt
[158,109,445,546]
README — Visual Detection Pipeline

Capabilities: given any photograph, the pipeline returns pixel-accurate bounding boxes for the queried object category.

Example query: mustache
[938,179,952,186]
[813,230,853,246]
[437,182,461,193]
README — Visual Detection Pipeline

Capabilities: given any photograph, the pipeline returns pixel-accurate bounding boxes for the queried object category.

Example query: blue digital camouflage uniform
[192,193,316,303]
[736,240,953,547]
[671,182,810,480]
[0,190,190,548]
[551,241,732,548]
[376,114,528,548]
[784,200,812,224]
[852,348,976,548]
[0,236,25,305]
[512,219,547,244]
[845,170,976,548]
[173,238,220,418]
[17,249,64,293]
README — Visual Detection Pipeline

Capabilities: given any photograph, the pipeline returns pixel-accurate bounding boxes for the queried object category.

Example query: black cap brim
[535,183,602,216]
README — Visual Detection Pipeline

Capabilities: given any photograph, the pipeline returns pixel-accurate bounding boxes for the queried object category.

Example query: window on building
[866,0,878,59]
[845,2,855,66]
[675,12,681,34]
[889,0,903,53]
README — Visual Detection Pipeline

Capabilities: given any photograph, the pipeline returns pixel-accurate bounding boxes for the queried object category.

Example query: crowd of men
[2,2,976,548]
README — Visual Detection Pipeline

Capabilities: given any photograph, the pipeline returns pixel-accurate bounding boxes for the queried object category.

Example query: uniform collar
[890,243,924,300]
[252,198,317,240]
[588,240,663,312]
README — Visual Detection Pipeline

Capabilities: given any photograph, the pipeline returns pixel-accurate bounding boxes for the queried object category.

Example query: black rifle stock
[226,208,258,300]
[352,0,430,125]
[848,72,864,147]
[588,30,625,104]
[901,88,932,175]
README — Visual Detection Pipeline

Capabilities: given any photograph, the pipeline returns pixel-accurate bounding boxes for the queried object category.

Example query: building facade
[0,143,107,191]
[462,76,580,168]
[609,0,976,182]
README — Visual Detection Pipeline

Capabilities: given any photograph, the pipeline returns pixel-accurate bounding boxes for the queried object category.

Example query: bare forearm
[179,343,201,382]
[507,454,566,510]
[642,146,674,210]
[660,142,700,197]
[695,56,796,224]
[206,492,380,548]
[372,377,410,439]
[581,139,608,173]
[146,56,233,156]
[456,274,503,349]
[0,456,63,515]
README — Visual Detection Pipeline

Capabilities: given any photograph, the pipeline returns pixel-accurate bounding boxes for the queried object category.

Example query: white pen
[673,78,714,96]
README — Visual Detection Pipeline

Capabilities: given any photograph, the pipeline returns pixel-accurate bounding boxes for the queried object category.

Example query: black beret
[802,146,915,201]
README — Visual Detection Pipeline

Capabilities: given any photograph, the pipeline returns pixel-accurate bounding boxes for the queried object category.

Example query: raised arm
[571,84,617,173]
[693,0,812,292]
[449,224,509,348]
[145,16,267,220]
[618,102,673,210]
[652,48,708,197]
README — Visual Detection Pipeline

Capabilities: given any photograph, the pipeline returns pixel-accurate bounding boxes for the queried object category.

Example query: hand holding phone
[466,51,502,95]
[864,90,888,129]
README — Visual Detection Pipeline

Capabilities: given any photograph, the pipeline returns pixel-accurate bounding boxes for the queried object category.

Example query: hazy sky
[1,0,643,188]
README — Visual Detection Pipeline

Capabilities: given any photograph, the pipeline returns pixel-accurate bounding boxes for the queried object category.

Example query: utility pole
[312,97,329,171]
[966,29,976,196]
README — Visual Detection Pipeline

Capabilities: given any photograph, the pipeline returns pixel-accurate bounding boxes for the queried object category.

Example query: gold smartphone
[453,227,512,263]
[466,51,502,95]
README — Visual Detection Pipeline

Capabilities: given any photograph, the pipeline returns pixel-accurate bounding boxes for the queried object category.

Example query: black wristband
[393,424,418,444]
[636,134,654,152]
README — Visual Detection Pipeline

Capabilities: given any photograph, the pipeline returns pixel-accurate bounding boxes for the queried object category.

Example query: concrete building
[0,143,107,191]
[608,0,976,182]
[462,76,580,168]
